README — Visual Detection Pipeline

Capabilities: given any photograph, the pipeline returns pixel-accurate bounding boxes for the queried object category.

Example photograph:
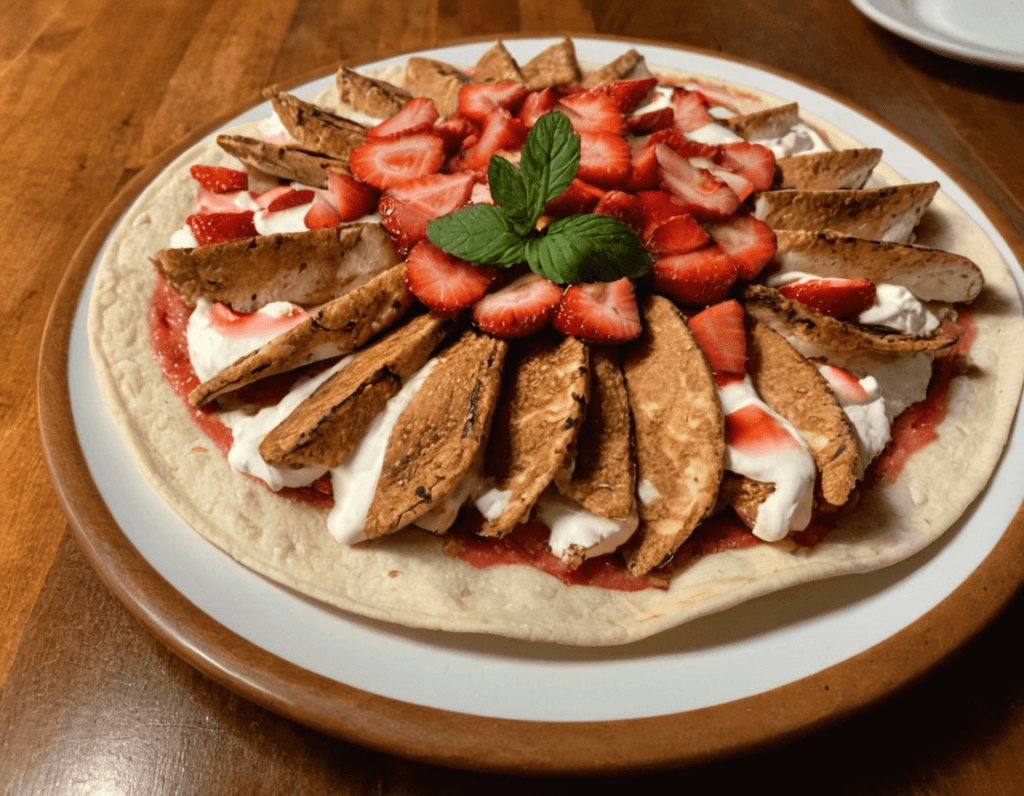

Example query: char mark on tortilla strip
[773,148,883,191]
[258,313,454,469]
[471,40,526,84]
[581,48,649,86]
[770,229,984,303]
[720,102,800,141]
[478,335,590,538]
[266,90,368,160]
[747,320,860,507]
[520,38,582,90]
[364,330,508,539]
[152,222,399,313]
[336,67,413,118]
[188,264,413,408]
[743,284,957,358]
[402,57,470,117]
[753,182,940,243]
[554,346,636,521]
[215,134,347,189]
[621,295,725,577]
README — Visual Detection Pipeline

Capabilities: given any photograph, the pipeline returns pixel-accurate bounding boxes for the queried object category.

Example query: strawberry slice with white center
[552,278,641,343]
[434,115,478,154]
[645,213,710,256]
[650,246,738,306]
[186,211,258,245]
[517,88,559,127]
[725,403,803,456]
[544,178,605,218]
[456,82,530,123]
[349,133,446,191]
[714,142,777,192]
[377,171,477,252]
[366,97,440,140]
[656,143,740,221]
[596,78,658,114]
[555,90,624,135]
[671,89,715,133]
[577,131,632,189]
[189,164,248,193]
[706,215,777,280]
[404,241,496,315]
[777,277,877,320]
[818,363,870,403]
[326,170,380,221]
[686,299,747,376]
[196,186,249,215]
[449,108,528,172]
[303,194,342,229]
[625,106,674,135]
[471,272,564,338]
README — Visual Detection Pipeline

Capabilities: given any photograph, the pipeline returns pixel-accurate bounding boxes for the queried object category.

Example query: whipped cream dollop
[536,491,638,564]
[816,364,891,476]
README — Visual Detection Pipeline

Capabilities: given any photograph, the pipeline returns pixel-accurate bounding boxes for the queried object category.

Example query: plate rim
[38,33,1024,774]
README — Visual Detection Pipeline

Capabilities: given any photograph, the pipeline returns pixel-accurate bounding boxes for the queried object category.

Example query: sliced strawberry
[687,299,747,375]
[778,277,877,320]
[471,272,563,338]
[349,133,446,191]
[254,185,295,210]
[593,190,645,234]
[706,215,777,280]
[634,189,694,240]
[186,211,257,245]
[577,131,632,189]
[623,144,660,192]
[672,89,715,133]
[326,170,380,221]
[450,108,528,172]
[457,82,530,123]
[625,107,674,135]
[650,246,738,306]
[818,364,870,403]
[645,213,709,256]
[544,178,605,218]
[196,187,248,214]
[596,78,658,114]
[725,403,802,455]
[366,97,440,140]
[378,172,477,252]
[690,158,755,202]
[265,187,315,213]
[556,90,624,135]
[404,241,496,315]
[434,115,478,155]
[714,142,777,192]
[656,143,740,221]
[303,194,341,230]
[646,128,717,160]
[189,164,249,193]
[378,196,427,253]
[552,278,641,344]
[517,88,559,127]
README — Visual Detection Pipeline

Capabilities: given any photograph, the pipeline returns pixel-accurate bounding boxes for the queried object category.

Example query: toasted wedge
[403,57,469,117]
[721,102,800,141]
[719,474,777,531]
[753,182,940,242]
[188,264,413,408]
[774,148,882,191]
[266,90,368,160]
[472,40,525,84]
[364,330,508,539]
[258,313,454,469]
[478,335,590,538]
[520,38,582,89]
[336,67,413,118]
[581,49,649,86]
[747,320,860,507]
[215,134,346,188]
[621,295,725,576]
[770,229,984,303]
[152,223,399,312]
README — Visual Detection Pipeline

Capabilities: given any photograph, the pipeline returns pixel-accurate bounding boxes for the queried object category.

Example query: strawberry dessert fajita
[89,38,1024,645]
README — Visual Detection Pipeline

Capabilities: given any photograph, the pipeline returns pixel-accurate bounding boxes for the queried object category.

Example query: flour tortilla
[88,59,1024,646]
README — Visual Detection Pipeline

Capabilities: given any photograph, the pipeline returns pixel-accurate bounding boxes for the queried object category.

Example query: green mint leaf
[426,204,526,266]
[487,155,532,236]
[525,214,651,284]
[520,112,580,222]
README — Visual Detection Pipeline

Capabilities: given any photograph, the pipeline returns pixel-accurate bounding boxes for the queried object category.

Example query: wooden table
[5,0,1024,790]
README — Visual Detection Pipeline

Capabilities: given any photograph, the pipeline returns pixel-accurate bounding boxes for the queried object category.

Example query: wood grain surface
[5,0,1024,791]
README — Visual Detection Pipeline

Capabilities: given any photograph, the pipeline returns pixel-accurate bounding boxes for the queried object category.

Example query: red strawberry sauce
[149,276,976,592]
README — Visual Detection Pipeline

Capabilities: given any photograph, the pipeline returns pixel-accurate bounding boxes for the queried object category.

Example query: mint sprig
[427,112,650,285]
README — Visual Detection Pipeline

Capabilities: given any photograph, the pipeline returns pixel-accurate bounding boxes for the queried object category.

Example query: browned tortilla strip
[581,49,648,86]
[773,148,882,191]
[215,134,346,189]
[753,182,940,242]
[403,57,469,117]
[719,474,775,530]
[520,38,582,89]
[621,295,725,576]
[744,284,957,357]
[554,346,635,520]
[721,102,800,141]
[771,229,984,303]
[479,335,590,538]
[258,313,453,469]
[152,223,399,313]
[267,90,367,160]
[188,264,413,408]
[336,67,412,118]
[472,41,525,84]
[364,330,508,539]
[748,320,860,507]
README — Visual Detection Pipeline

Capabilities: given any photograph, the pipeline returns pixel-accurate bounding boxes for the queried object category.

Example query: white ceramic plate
[851,0,1024,70]
[52,36,1024,766]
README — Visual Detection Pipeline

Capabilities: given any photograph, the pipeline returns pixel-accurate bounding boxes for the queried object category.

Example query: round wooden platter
[37,36,1024,775]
